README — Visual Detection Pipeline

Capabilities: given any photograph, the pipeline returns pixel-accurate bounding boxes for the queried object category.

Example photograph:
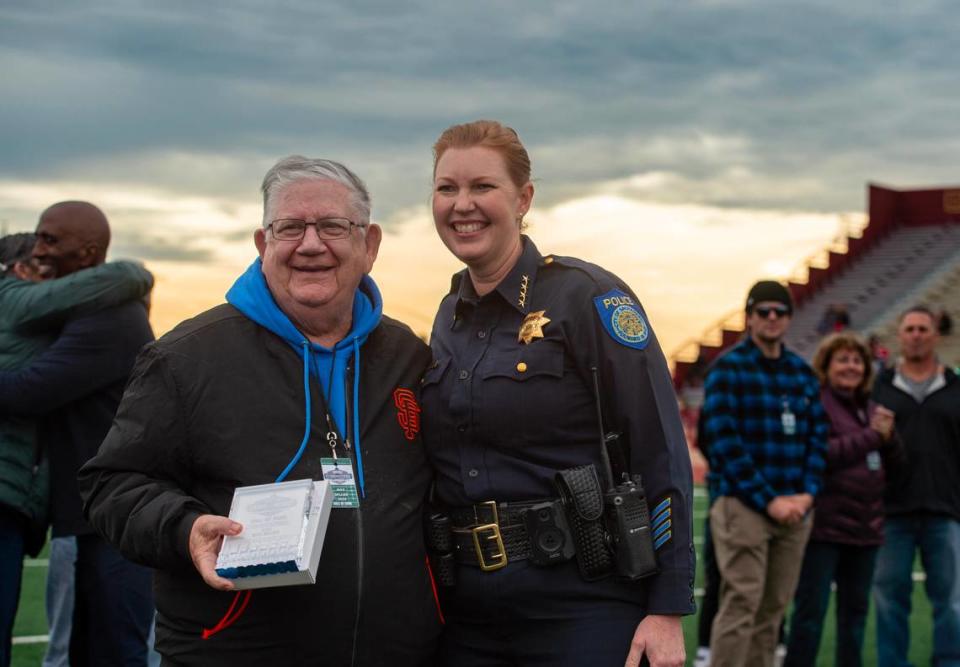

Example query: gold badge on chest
[518,310,550,344]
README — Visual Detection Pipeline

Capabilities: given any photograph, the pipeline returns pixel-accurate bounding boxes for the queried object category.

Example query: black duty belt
[446,500,551,571]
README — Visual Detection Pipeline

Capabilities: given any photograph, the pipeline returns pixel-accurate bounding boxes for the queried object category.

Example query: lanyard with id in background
[780,395,796,436]
[316,356,360,508]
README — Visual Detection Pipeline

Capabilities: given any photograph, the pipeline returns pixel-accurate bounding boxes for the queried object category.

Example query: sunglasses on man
[754,305,791,319]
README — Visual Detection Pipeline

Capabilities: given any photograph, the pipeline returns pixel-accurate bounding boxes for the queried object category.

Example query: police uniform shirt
[421,237,696,615]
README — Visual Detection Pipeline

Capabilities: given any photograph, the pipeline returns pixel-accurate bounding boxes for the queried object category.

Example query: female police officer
[420,120,694,667]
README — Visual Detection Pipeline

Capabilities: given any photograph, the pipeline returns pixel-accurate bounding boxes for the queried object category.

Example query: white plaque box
[215,478,333,589]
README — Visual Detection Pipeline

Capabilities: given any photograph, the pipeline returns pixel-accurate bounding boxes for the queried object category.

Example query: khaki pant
[709,496,813,667]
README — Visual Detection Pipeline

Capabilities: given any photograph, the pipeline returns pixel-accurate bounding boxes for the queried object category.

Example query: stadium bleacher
[673,183,960,388]
[785,224,960,358]
[872,258,960,368]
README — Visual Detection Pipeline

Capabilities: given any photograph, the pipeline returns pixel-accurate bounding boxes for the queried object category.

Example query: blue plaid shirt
[703,337,828,513]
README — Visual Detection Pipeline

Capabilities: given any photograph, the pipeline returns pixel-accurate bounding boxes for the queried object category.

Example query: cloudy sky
[1,1,957,357]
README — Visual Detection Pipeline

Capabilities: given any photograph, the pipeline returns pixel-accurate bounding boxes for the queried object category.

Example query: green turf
[8,492,939,666]
[12,566,46,637]
[11,643,45,666]
[12,539,49,667]
[686,488,935,666]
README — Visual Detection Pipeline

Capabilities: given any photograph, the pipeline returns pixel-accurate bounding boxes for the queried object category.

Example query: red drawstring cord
[424,556,445,625]
[201,590,253,639]
[202,559,441,638]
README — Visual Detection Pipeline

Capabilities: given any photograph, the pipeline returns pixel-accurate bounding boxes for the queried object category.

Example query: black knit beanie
[745,280,793,313]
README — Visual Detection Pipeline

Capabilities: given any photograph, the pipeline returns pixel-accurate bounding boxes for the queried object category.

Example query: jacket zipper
[345,361,364,666]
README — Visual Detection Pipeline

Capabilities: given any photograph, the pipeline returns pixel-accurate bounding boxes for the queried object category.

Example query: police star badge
[518,310,550,344]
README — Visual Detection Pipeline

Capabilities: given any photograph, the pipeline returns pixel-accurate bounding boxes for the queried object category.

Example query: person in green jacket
[0,232,153,667]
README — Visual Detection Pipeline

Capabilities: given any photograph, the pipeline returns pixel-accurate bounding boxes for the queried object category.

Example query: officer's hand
[624,614,684,667]
[189,514,243,591]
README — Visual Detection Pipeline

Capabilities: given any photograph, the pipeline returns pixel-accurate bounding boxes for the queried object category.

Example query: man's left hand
[624,614,685,667]
[189,514,243,591]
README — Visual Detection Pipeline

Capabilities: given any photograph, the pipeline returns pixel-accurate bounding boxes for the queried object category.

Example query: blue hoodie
[226,259,383,495]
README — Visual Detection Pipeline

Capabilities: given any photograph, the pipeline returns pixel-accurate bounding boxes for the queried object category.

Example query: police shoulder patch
[593,289,650,350]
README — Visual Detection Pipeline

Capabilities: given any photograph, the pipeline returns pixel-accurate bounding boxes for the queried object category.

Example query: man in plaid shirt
[702,280,828,667]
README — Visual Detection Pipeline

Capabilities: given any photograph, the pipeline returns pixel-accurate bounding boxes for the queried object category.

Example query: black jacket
[0,299,154,537]
[79,304,440,666]
[872,365,960,521]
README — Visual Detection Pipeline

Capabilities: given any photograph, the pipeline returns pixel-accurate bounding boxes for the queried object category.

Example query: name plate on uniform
[215,478,333,589]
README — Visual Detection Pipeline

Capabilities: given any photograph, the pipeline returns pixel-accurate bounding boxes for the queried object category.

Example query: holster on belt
[555,465,614,581]
[425,510,457,587]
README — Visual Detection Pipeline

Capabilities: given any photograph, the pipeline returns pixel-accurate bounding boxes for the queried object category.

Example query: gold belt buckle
[471,501,507,571]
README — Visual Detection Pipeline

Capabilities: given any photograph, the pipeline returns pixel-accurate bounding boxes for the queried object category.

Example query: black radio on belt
[592,365,659,581]
[560,367,658,581]
[602,454,658,580]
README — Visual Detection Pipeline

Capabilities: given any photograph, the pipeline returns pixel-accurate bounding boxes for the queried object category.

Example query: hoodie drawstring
[276,341,314,484]
[202,341,314,640]
[352,336,365,498]
[200,589,252,640]
[211,264,382,642]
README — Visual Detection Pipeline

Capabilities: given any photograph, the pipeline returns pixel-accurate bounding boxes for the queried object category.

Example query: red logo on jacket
[393,388,421,441]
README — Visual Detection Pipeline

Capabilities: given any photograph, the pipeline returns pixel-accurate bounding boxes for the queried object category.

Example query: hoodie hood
[225,258,382,493]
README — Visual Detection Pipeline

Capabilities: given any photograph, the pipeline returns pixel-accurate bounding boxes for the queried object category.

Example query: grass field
[10,487,936,666]
[682,487,934,666]
[12,552,50,666]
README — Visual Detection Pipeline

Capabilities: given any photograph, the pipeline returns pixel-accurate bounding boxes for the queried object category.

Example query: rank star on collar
[518,310,550,344]
[518,275,530,308]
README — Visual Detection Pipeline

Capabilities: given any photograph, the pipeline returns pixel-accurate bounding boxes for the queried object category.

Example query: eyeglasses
[754,305,791,319]
[267,218,366,241]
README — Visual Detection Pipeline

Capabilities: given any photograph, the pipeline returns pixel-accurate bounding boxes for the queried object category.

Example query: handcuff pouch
[555,465,614,581]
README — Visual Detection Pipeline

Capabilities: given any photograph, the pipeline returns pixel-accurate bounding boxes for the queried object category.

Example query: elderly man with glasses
[79,156,441,666]
[700,280,828,667]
